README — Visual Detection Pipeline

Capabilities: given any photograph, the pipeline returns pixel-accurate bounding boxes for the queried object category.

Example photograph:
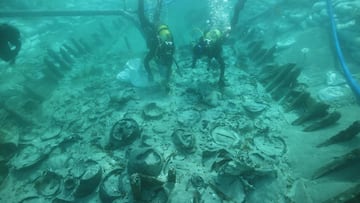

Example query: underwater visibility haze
[1,0,360,202]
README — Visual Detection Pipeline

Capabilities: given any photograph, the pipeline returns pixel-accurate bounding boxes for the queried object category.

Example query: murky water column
[207,0,232,29]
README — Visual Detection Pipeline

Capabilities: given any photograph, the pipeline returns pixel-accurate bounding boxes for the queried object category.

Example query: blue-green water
[1,0,360,202]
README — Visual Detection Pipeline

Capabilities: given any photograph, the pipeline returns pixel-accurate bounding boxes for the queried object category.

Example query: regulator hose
[326,0,360,101]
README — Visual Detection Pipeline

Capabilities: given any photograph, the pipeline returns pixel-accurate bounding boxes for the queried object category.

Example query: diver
[191,0,246,88]
[231,0,246,29]
[137,0,175,89]
[192,29,226,87]
[0,23,21,64]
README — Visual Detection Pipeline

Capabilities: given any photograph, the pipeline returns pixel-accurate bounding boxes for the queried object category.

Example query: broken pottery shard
[167,166,176,184]
[11,145,47,170]
[127,148,164,177]
[73,160,102,198]
[172,129,196,153]
[108,118,140,148]
[253,135,287,157]
[303,111,341,132]
[242,99,267,114]
[176,108,201,127]
[292,102,330,125]
[34,171,62,197]
[210,125,242,148]
[317,120,360,147]
[99,169,124,203]
[209,176,246,202]
[143,102,164,120]
[312,148,360,179]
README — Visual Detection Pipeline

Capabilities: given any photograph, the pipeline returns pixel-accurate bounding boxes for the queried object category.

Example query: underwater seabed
[1,35,360,203]
[1,2,360,203]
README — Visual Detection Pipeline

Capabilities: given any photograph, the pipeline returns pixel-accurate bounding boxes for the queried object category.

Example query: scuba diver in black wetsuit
[192,0,246,88]
[137,0,175,89]
[192,28,226,87]
[0,23,21,64]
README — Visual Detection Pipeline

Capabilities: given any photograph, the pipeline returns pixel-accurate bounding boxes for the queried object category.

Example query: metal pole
[0,9,141,30]
[0,10,130,18]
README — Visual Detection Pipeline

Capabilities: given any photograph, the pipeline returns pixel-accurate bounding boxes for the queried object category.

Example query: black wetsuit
[192,33,225,86]
[137,0,174,83]
[0,23,21,64]
[191,0,246,87]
